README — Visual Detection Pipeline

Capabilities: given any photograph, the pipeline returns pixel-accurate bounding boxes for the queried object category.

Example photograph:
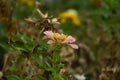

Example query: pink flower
[44,31,78,49]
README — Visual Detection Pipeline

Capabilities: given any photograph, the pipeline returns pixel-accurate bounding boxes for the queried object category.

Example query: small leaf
[0,42,13,51]
[39,76,46,80]
[11,34,34,52]
[6,75,20,80]
[12,34,33,45]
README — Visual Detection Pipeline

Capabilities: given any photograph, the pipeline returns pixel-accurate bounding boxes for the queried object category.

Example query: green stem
[52,43,63,73]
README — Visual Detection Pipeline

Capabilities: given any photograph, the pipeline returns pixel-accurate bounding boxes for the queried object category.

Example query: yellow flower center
[53,33,67,41]
[53,33,60,39]
[58,34,67,41]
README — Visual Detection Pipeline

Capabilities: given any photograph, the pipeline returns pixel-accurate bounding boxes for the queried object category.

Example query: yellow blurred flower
[16,0,35,6]
[21,0,35,6]
[59,9,80,26]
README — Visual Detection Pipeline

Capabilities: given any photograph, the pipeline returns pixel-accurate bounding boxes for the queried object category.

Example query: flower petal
[44,31,54,39]
[63,36,76,43]
[68,44,78,49]
[47,40,54,44]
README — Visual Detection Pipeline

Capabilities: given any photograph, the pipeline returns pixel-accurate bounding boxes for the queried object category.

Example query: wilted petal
[68,44,78,49]
[47,40,54,44]
[63,36,76,43]
[52,18,58,22]
[36,8,45,18]
[52,18,60,24]
[44,31,54,39]
[44,13,48,18]
[74,74,86,80]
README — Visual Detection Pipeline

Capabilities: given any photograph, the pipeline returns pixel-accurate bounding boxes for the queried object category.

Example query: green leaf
[12,42,29,52]
[0,42,13,51]
[11,34,34,52]
[39,76,46,80]
[7,75,21,80]
[50,74,65,80]
[7,74,27,80]
[12,34,33,45]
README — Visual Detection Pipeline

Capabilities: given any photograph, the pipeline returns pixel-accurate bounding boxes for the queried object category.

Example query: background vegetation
[0,0,120,80]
